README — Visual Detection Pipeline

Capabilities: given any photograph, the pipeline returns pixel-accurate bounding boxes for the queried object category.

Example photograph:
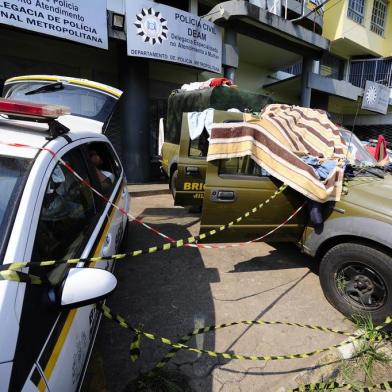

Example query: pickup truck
[172,109,392,323]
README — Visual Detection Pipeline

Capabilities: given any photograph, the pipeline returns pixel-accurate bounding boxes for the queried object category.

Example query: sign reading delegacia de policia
[0,0,108,49]
[126,0,222,73]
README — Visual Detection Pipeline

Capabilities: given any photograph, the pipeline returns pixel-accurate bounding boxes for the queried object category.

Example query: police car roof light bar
[0,98,71,119]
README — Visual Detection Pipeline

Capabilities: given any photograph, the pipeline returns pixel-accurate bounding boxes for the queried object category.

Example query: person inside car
[88,148,114,193]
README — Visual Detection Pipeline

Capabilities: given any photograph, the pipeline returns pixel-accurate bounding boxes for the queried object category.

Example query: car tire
[319,243,392,324]
[170,169,178,199]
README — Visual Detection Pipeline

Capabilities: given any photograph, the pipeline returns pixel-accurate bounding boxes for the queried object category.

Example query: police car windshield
[0,156,31,262]
[4,82,117,123]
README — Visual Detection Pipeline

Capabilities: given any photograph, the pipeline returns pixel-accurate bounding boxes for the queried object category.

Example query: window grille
[347,0,365,23]
[371,0,388,35]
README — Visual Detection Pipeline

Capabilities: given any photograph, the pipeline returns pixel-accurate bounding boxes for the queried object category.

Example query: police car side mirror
[50,268,117,310]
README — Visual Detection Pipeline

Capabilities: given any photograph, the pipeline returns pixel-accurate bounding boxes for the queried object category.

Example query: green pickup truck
[162,95,392,323]
[161,86,272,206]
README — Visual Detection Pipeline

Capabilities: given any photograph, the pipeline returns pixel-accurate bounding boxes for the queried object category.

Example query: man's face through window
[89,150,103,168]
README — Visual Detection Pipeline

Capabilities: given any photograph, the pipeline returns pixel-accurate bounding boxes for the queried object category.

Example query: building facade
[267,0,392,141]
[0,0,332,182]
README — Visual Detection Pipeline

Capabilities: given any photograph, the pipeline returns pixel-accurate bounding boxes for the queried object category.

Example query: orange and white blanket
[207,104,348,202]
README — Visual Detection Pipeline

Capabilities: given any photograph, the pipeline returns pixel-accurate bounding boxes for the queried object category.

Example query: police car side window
[219,156,270,177]
[32,148,96,285]
[87,142,120,197]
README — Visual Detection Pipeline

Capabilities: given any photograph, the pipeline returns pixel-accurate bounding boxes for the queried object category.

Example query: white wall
[107,0,125,13]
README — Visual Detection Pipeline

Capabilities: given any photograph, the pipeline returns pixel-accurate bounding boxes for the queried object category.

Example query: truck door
[175,111,244,208]
[175,113,208,207]
[199,156,307,243]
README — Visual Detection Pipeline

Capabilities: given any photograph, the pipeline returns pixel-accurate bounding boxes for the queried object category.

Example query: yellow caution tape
[98,305,392,364]
[0,184,288,272]
[0,270,42,285]
[290,380,392,391]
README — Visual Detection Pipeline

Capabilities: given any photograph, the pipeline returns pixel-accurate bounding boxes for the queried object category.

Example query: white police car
[0,93,129,391]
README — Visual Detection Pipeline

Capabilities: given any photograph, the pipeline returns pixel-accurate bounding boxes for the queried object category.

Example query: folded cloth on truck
[187,109,215,140]
[302,156,337,181]
[207,104,348,202]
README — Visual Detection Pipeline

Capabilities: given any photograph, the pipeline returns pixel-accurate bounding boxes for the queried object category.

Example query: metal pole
[189,0,198,15]
[119,53,151,182]
[223,28,238,82]
[301,57,312,107]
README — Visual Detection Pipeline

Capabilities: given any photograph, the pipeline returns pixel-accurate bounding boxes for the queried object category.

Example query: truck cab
[173,105,392,323]
[161,86,272,207]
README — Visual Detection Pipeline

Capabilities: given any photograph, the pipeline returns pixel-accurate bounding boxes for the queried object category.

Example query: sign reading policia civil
[126,0,222,73]
[0,0,108,49]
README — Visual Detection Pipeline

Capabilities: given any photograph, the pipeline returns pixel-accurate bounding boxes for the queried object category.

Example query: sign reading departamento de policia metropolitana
[126,0,222,73]
[0,0,108,49]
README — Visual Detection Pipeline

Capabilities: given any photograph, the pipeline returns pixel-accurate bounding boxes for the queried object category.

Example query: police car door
[11,143,107,392]
[83,141,128,267]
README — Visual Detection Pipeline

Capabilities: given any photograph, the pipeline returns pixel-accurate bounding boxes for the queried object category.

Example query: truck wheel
[170,169,178,198]
[319,243,392,324]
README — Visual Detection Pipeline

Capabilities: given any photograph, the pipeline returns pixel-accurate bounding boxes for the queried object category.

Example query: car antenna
[344,98,362,164]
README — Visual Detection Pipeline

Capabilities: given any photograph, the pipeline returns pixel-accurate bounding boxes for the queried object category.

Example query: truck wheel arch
[169,162,178,189]
[303,217,392,260]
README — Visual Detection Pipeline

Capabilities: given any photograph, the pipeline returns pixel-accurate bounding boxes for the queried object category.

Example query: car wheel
[170,169,178,199]
[319,243,392,324]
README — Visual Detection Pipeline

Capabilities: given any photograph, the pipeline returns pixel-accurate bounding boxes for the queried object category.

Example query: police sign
[126,0,222,73]
[0,0,108,49]
[361,81,390,115]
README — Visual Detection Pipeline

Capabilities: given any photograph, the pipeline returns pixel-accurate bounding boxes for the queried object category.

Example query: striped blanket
[207,104,348,202]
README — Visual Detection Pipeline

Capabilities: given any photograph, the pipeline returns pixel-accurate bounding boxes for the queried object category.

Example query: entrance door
[199,156,307,243]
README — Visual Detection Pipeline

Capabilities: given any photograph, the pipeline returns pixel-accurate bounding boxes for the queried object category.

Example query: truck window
[189,129,209,158]
[219,156,270,177]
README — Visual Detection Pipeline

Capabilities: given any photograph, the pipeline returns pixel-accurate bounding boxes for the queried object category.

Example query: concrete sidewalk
[127,182,170,197]
[85,192,353,392]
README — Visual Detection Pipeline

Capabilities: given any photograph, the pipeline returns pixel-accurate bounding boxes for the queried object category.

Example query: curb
[284,332,392,391]
[129,189,171,197]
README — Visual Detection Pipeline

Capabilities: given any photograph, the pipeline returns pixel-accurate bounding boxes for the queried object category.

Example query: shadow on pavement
[84,213,216,392]
[84,202,334,391]
[230,243,318,274]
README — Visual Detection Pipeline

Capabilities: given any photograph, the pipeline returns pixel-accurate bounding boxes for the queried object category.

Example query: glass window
[0,156,31,262]
[4,82,117,123]
[371,0,388,35]
[219,156,270,177]
[86,142,121,197]
[339,129,377,166]
[189,129,209,158]
[347,0,365,24]
[32,148,97,285]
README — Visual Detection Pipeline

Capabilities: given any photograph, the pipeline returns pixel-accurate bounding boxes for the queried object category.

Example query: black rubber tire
[170,169,178,199]
[319,243,392,324]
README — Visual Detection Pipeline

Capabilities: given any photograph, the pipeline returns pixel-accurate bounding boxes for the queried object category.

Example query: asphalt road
[83,193,352,392]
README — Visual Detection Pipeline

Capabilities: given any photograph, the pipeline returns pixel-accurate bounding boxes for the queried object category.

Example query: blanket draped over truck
[207,104,348,202]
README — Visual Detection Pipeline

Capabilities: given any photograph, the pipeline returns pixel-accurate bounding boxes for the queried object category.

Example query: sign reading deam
[126,0,222,73]
[0,0,108,49]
